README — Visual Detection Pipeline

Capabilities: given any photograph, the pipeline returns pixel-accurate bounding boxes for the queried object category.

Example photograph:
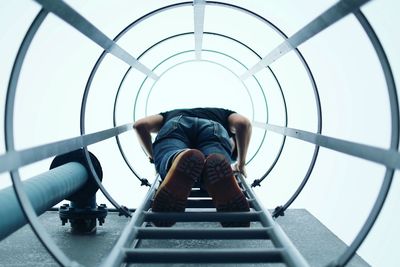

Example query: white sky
[1,1,400,266]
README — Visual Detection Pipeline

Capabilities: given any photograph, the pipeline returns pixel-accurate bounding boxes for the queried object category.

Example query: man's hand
[133,114,163,160]
[232,162,247,178]
[228,113,251,178]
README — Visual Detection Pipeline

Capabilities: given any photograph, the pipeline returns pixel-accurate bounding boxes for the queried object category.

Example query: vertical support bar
[33,0,159,80]
[240,0,371,79]
[194,0,206,60]
[252,122,400,169]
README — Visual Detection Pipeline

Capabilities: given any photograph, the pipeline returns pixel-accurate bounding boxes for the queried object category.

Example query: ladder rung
[186,199,214,208]
[186,198,255,208]
[152,198,254,208]
[189,189,209,197]
[187,198,256,208]
[189,188,246,197]
[123,248,285,263]
[136,227,271,239]
[143,211,262,222]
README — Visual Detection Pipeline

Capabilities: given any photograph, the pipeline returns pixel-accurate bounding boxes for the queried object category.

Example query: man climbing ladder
[133,107,252,227]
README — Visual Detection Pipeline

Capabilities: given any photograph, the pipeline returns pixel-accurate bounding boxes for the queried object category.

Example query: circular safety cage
[0,1,399,267]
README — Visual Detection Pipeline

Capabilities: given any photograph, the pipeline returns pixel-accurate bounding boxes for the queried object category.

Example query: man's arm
[133,114,164,161]
[228,113,252,177]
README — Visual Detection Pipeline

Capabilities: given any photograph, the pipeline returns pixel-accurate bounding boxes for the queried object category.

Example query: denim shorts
[153,116,233,179]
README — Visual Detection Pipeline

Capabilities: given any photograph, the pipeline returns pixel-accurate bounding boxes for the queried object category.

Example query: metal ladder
[101,174,310,267]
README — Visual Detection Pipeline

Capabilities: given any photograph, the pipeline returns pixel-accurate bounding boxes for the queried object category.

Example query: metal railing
[1,0,398,266]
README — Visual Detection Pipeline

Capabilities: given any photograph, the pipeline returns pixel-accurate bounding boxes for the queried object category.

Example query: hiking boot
[151,149,205,227]
[203,153,250,227]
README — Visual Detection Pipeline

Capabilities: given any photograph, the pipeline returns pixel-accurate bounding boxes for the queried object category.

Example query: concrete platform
[0,209,370,266]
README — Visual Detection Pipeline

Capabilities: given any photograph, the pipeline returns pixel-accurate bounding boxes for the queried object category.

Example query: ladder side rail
[239,174,310,267]
[100,176,159,267]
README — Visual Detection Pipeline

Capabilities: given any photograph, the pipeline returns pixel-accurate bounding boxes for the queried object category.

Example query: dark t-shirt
[159,107,236,137]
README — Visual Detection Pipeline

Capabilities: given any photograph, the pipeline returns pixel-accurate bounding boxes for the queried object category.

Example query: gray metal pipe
[0,162,88,240]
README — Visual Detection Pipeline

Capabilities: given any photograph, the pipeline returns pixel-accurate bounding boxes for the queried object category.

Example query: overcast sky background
[1,1,400,266]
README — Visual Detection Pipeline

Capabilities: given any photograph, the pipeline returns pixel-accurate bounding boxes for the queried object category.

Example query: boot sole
[204,154,250,227]
[152,149,205,227]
